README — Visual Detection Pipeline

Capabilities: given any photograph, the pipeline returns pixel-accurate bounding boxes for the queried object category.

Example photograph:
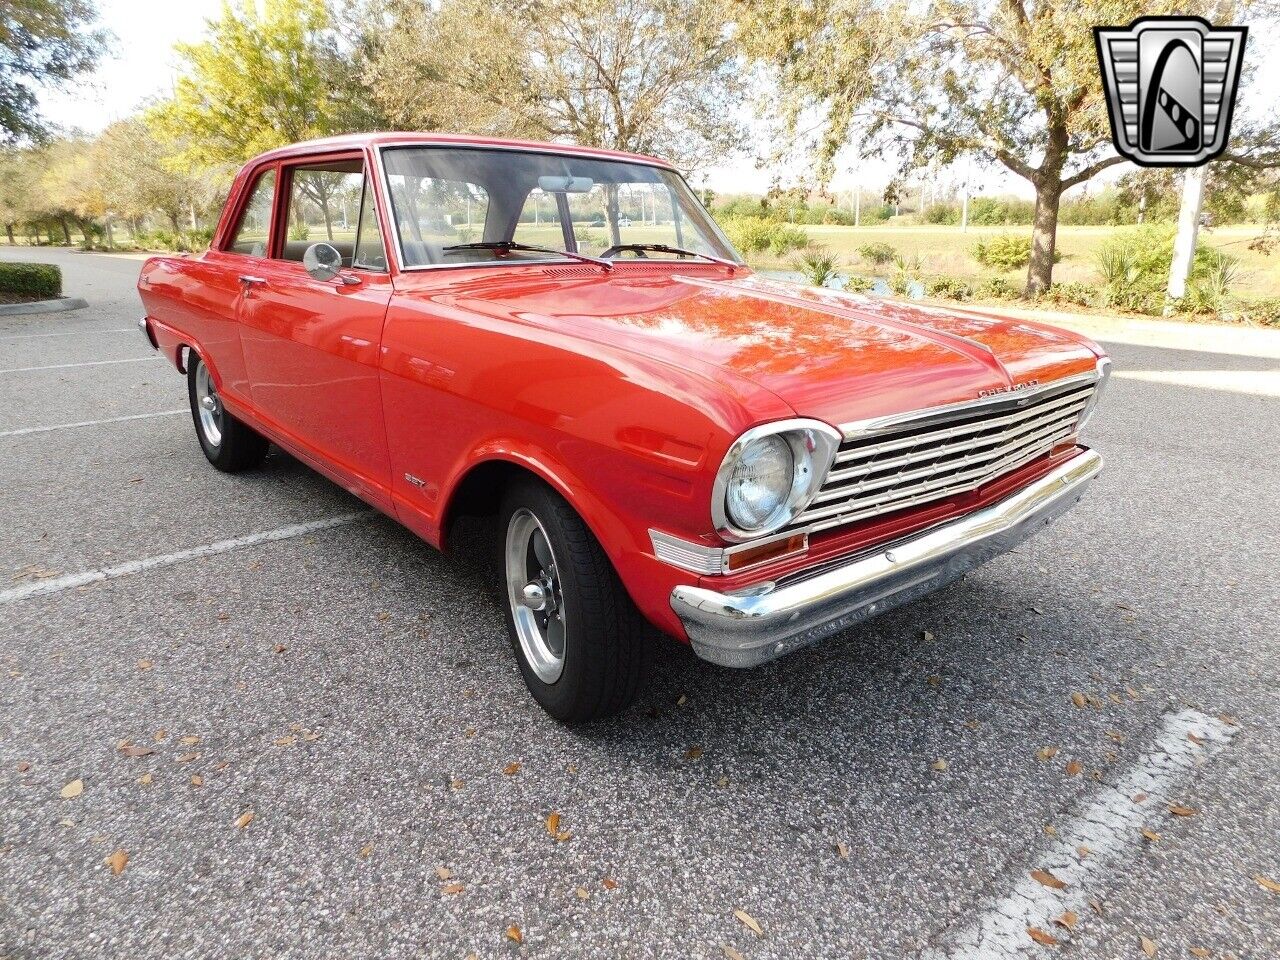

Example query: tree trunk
[4,223,13,245]
[61,218,72,245]
[1025,177,1062,297]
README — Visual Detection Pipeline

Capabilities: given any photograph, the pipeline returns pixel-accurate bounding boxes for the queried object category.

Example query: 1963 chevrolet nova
[137,133,1109,722]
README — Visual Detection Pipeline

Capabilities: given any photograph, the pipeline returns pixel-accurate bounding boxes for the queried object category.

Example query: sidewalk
[961,303,1280,360]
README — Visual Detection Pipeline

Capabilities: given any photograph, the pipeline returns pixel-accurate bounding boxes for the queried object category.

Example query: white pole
[1167,166,1206,305]
[854,186,861,227]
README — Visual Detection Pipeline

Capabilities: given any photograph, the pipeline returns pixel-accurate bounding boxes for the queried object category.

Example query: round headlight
[725,435,794,531]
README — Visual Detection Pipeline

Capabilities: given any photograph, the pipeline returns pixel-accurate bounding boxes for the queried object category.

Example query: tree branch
[1061,154,1126,189]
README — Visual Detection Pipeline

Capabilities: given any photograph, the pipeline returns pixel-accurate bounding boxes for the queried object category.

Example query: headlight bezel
[712,419,842,542]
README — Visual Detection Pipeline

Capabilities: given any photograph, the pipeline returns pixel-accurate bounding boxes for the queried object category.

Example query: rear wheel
[499,480,649,723]
[187,353,268,472]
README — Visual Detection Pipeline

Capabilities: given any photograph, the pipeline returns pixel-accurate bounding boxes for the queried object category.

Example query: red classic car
[137,133,1109,722]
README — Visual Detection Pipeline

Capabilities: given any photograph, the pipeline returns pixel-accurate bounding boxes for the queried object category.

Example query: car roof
[248,133,676,170]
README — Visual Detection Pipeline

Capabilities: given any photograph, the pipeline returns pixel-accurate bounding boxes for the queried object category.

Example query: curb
[0,297,89,317]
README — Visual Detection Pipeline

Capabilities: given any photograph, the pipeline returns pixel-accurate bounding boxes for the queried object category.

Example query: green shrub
[922,203,960,225]
[888,252,923,295]
[1039,282,1096,308]
[722,216,779,255]
[792,247,842,288]
[0,262,62,300]
[973,234,1033,270]
[858,241,896,265]
[1095,226,1238,315]
[925,276,973,300]
[974,276,1017,300]
[768,224,810,257]
[967,196,1035,225]
[844,275,875,293]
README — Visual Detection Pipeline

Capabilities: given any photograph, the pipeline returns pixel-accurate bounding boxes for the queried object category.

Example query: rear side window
[227,169,276,256]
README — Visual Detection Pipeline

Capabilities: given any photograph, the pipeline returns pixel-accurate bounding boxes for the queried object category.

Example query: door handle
[238,275,267,286]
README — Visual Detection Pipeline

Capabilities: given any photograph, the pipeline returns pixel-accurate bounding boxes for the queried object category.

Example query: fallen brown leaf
[1168,804,1197,817]
[1027,926,1059,946]
[922,630,934,642]
[234,810,254,829]
[1218,713,1238,726]
[1065,760,1083,777]
[274,736,296,747]
[1054,910,1078,931]
[118,745,155,758]
[106,849,128,876]
[60,779,84,799]
[435,866,452,881]
[1071,692,1087,708]
[602,877,618,890]
[358,844,374,859]
[1188,732,1206,745]
[274,644,287,654]
[1036,746,1060,761]
[16,761,30,773]
[836,842,850,860]
[734,909,764,936]
[1077,845,1091,858]
[722,947,745,960]
[503,762,521,775]
[1189,949,1210,958]
[175,752,199,763]
[1140,934,1157,957]
[506,925,523,944]
[136,660,153,671]
[685,745,704,760]
[450,778,464,790]
[1089,898,1104,916]
[930,758,948,772]
[1141,828,1161,842]
[1133,793,1148,804]
[190,775,203,787]
[546,812,561,836]
[574,886,589,900]
[1030,869,1067,891]
[179,735,200,745]
[138,773,153,785]
[1255,874,1280,894]
[442,882,464,894]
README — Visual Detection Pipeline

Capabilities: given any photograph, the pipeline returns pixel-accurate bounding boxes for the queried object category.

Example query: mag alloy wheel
[193,361,224,448]
[504,508,567,683]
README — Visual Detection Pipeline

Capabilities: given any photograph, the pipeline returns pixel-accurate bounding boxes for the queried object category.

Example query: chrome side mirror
[303,242,343,282]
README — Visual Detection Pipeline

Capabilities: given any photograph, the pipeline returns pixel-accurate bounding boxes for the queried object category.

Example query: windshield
[380,146,740,268]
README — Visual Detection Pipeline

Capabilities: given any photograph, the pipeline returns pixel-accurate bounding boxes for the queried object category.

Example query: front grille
[789,375,1097,534]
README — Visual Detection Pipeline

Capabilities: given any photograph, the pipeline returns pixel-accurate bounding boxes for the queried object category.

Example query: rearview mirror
[537,175,593,193]
[303,242,343,281]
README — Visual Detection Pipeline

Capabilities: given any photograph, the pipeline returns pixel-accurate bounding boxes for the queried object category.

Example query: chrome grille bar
[789,373,1099,534]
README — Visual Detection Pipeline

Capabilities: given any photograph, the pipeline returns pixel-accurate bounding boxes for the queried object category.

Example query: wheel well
[442,460,542,546]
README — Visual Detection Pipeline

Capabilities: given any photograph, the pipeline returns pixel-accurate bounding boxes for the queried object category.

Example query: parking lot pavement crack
[0,510,370,605]
[920,709,1238,959]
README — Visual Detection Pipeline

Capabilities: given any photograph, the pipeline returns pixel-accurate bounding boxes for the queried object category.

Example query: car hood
[441,270,1103,427]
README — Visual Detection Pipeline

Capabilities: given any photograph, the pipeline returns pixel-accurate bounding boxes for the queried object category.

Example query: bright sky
[36,1,1280,203]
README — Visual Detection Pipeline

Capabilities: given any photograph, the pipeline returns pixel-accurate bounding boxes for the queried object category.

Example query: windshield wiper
[603,243,739,270]
[441,240,612,271]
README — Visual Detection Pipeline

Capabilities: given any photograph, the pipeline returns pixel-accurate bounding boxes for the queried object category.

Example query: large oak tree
[734,0,1252,296]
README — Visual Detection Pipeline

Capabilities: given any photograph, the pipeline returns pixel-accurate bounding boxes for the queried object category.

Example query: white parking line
[926,709,1237,958]
[0,356,160,374]
[0,409,188,437]
[0,511,369,605]
[0,328,135,342]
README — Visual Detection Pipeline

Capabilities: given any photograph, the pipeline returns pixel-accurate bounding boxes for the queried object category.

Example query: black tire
[498,480,649,723]
[187,353,268,472]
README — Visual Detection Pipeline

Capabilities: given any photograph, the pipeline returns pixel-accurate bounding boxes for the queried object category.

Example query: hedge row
[0,262,62,300]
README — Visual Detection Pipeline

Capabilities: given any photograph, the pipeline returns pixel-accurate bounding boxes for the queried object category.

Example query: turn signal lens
[724,534,807,572]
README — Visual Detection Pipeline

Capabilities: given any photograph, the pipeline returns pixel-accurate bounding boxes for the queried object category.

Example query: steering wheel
[599,245,649,259]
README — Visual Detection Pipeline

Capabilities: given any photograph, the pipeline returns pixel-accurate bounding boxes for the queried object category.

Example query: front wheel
[499,481,649,723]
[187,353,268,472]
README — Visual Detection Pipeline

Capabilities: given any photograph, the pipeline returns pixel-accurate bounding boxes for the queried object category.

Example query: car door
[236,152,395,510]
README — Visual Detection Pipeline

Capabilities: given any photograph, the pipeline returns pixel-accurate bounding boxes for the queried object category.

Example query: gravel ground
[1,247,1277,959]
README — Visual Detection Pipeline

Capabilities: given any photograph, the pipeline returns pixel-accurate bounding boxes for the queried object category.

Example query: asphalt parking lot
[1,246,1277,960]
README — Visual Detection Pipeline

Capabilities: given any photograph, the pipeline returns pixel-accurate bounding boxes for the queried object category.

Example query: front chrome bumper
[671,449,1103,668]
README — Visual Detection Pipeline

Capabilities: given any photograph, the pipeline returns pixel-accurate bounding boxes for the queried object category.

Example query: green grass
[750,223,1280,298]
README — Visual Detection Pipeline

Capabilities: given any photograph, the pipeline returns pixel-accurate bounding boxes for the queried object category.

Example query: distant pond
[757,269,925,299]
